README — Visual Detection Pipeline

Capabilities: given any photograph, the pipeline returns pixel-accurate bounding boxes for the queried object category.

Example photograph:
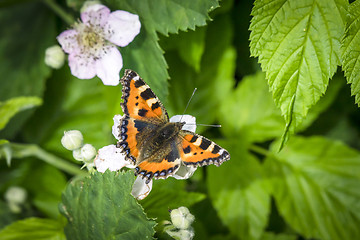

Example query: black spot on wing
[212,144,220,154]
[189,135,198,143]
[199,138,211,150]
[140,88,156,100]
[134,79,145,88]
[151,102,160,110]
[183,145,191,154]
[138,109,148,117]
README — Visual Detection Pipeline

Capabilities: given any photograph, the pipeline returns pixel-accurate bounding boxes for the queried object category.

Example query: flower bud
[61,130,83,150]
[80,0,102,13]
[73,149,83,161]
[165,228,195,240]
[5,186,27,213]
[81,144,97,162]
[170,206,195,230]
[45,45,65,69]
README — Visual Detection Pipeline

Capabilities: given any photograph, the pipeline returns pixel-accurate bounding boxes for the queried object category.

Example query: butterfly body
[118,69,230,183]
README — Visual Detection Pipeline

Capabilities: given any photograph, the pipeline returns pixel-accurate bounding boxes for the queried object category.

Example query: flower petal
[105,10,141,47]
[112,114,124,140]
[57,29,80,54]
[95,46,122,85]
[131,176,153,200]
[171,164,197,180]
[94,144,134,173]
[68,54,97,79]
[170,115,196,132]
[81,4,110,27]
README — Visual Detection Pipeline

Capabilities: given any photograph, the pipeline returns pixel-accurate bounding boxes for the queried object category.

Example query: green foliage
[0,217,65,240]
[219,72,284,142]
[208,141,270,240]
[342,0,360,106]
[265,136,360,240]
[165,13,235,130]
[250,0,348,147]
[0,2,55,137]
[60,171,156,239]
[141,179,206,221]
[0,97,42,131]
[1,0,360,240]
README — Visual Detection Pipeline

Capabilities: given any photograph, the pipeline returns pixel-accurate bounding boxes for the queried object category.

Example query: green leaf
[0,200,16,229]
[265,136,360,240]
[207,140,270,240]
[166,13,235,131]
[219,71,285,142]
[250,0,348,145]
[60,171,156,240]
[0,2,55,136]
[141,179,206,221]
[161,27,206,72]
[341,0,360,106]
[261,232,297,240]
[297,72,344,131]
[24,165,67,218]
[0,217,65,240]
[0,97,42,131]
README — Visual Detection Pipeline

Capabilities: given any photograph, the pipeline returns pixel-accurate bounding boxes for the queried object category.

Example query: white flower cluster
[61,130,96,170]
[164,206,195,240]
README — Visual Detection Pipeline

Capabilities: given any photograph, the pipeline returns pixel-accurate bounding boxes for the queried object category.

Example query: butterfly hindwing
[135,141,181,183]
[120,69,168,123]
[178,130,230,167]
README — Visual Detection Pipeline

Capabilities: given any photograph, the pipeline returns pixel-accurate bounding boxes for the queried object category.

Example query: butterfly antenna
[180,88,197,123]
[187,123,222,128]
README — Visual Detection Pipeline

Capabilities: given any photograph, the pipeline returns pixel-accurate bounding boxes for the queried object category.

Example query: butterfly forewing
[120,69,169,123]
[178,130,230,167]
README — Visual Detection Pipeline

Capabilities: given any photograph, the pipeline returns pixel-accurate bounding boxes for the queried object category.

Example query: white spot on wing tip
[133,75,139,80]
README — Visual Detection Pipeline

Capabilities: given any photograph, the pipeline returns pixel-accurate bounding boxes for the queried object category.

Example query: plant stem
[249,144,271,157]
[43,0,75,25]
[10,143,87,176]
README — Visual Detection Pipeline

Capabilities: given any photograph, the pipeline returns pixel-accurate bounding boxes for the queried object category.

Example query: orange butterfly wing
[178,131,230,167]
[120,69,168,122]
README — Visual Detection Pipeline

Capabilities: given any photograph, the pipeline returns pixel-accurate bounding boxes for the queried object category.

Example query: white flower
[61,130,83,150]
[131,176,153,200]
[57,4,141,85]
[112,114,123,140]
[45,45,65,69]
[94,144,134,172]
[170,115,196,132]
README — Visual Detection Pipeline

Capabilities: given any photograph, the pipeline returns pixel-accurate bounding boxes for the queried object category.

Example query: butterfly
[117,69,230,183]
